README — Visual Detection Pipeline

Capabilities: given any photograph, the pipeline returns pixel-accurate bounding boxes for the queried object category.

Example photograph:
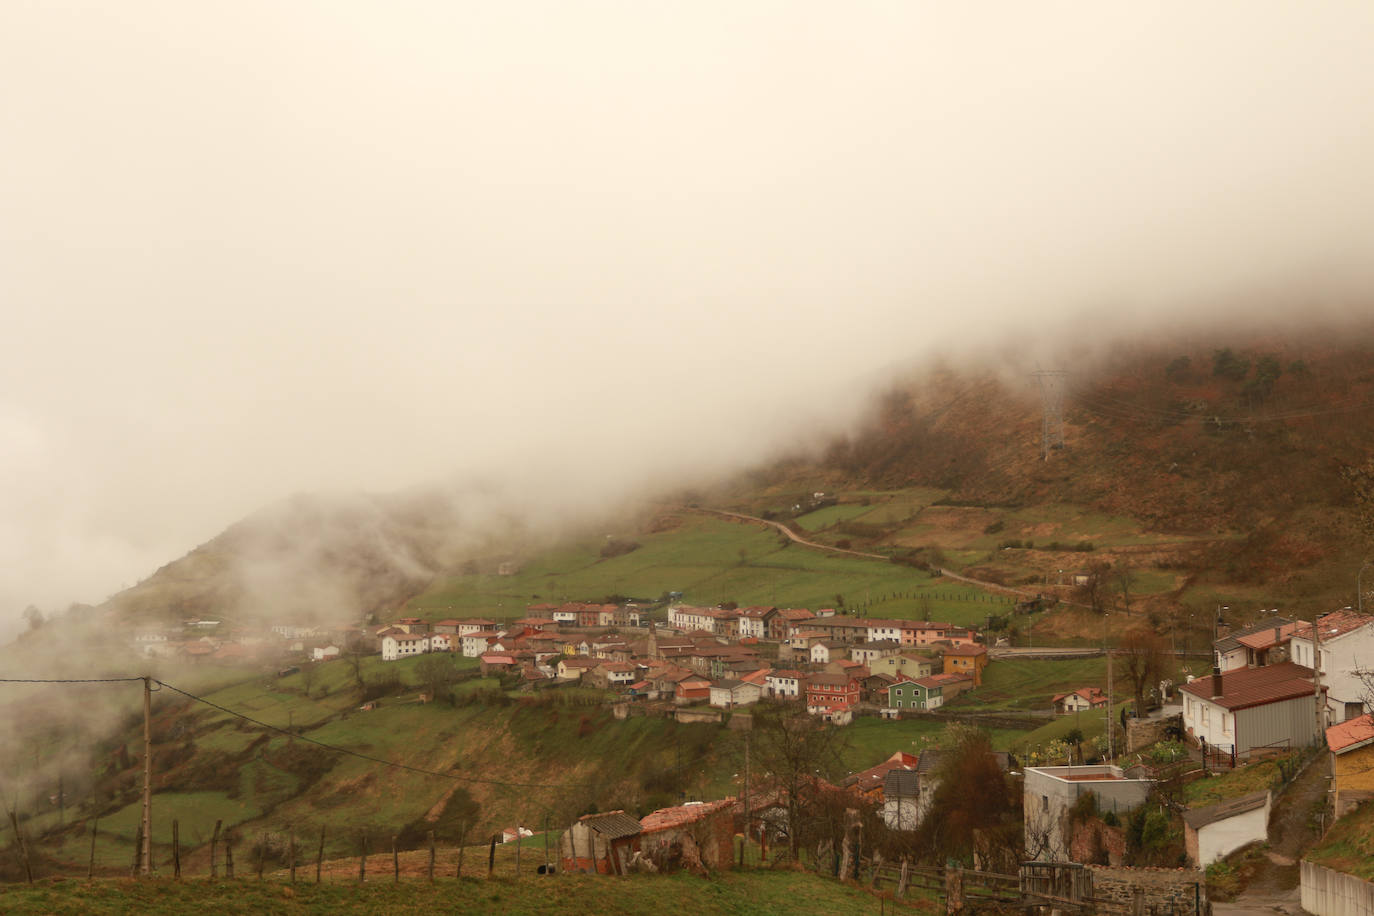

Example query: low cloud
[4,2,1374,631]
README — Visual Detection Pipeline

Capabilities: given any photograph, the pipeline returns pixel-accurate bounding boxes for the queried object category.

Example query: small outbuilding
[1182,790,1271,867]
[559,810,644,875]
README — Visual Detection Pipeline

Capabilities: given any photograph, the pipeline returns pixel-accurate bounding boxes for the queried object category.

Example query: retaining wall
[1303,860,1374,916]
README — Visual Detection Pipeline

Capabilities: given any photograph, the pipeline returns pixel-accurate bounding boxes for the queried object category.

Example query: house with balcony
[1290,610,1374,723]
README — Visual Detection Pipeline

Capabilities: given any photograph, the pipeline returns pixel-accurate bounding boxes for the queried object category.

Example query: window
[1222,714,1231,735]
[1201,707,1209,727]
[1042,795,1049,812]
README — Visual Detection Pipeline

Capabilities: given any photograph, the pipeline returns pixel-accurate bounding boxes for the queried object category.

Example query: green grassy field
[951,657,1109,711]
[0,869,934,916]
[406,514,1014,626]
[1306,798,1374,880]
[1183,753,1296,806]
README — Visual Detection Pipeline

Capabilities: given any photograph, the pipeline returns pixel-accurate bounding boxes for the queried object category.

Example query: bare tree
[1112,566,1136,613]
[343,634,369,692]
[416,653,459,704]
[1119,628,1168,716]
[750,708,850,860]
[1073,560,1113,615]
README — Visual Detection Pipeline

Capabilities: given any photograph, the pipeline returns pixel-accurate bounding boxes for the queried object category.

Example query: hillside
[95,487,493,629]
[713,334,1374,622]
[71,331,1374,639]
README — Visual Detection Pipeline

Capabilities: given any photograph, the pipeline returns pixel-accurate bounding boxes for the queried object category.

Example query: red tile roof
[1294,611,1374,643]
[1326,714,1374,754]
[1178,662,1317,711]
[1235,622,1299,651]
[639,799,736,833]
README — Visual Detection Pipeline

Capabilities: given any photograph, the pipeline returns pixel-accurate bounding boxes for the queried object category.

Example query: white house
[865,620,905,644]
[311,644,340,662]
[1179,663,1321,758]
[1289,610,1374,723]
[810,641,845,665]
[734,607,775,639]
[765,670,803,699]
[381,633,429,661]
[1183,791,1270,867]
[428,632,456,653]
[461,631,501,657]
[272,625,319,640]
[1212,617,1296,673]
[709,680,762,708]
[851,640,901,667]
[668,606,722,633]
[882,769,921,831]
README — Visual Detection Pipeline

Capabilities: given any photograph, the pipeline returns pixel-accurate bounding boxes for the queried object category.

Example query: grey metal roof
[884,769,920,798]
[580,810,644,839]
[1182,790,1268,830]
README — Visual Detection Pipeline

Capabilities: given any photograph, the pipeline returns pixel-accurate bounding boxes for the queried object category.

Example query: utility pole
[742,733,751,859]
[141,676,153,876]
[1032,370,1068,461]
[1313,611,1325,742]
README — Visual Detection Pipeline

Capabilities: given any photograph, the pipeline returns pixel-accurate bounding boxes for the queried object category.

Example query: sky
[4,2,1374,634]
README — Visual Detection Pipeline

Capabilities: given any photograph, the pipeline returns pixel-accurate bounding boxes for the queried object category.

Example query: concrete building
[1023,766,1154,862]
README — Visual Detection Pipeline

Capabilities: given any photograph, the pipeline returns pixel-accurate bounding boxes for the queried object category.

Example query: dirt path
[1217,751,1330,914]
[689,506,1048,601]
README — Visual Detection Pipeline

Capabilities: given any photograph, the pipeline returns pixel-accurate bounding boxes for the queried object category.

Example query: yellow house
[942,644,989,686]
[1326,713,1374,820]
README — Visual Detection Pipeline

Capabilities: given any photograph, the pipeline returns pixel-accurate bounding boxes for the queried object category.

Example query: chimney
[1210,666,1224,700]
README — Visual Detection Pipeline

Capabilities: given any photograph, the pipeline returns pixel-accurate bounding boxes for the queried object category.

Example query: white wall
[1196,798,1269,866]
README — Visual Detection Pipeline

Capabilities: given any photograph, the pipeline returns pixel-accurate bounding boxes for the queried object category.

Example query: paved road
[987,646,1103,659]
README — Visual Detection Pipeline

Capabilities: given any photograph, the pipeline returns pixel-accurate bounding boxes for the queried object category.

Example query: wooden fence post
[225,834,234,878]
[257,831,266,879]
[428,831,436,883]
[172,820,180,878]
[289,827,296,883]
[515,825,522,876]
[316,826,326,884]
[359,833,367,883]
[896,857,911,899]
[946,865,964,916]
[456,825,465,879]
[209,819,221,879]
[392,836,399,883]
[88,819,99,881]
[487,835,496,878]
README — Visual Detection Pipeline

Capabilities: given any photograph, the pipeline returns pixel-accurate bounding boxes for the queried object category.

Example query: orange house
[942,644,988,686]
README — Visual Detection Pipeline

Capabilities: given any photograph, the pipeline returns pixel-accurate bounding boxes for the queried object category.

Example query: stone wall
[1088,865,1208,916]
[1127,714,1181,753]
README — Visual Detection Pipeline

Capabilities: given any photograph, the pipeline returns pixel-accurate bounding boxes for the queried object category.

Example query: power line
[0,677,145,684]
[151,679,603,791]
[0,674,756,798]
